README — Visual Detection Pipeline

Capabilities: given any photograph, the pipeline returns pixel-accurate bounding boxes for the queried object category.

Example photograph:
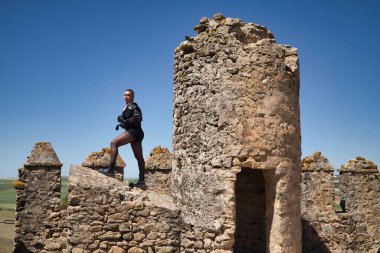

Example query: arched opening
[234,168,266,253]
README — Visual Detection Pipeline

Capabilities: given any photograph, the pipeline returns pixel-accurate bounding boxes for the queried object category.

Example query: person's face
[124,91,134,104]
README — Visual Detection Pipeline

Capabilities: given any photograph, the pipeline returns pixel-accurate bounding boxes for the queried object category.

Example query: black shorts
[127,128,144,142]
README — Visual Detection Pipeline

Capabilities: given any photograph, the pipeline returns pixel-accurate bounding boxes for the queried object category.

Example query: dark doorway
[234,168,266,253]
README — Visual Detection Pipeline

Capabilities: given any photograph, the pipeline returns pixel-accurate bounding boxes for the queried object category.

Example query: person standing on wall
[99,89,146,188]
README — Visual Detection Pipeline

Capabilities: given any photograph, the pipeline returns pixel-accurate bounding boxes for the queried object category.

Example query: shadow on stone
[234,168,266,253]
[13,240,32,253]
[302,219,331,253]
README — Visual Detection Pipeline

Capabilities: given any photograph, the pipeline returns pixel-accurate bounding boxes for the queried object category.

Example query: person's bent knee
[111,140,119,148]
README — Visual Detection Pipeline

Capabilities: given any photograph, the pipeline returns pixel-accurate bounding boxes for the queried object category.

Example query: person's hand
[117,115,123,122]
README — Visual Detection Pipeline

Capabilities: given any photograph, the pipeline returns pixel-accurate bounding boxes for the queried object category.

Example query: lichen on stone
[13,180,25,190]
[82,147,125,168]
[145,145,172,170]
[302,151,334,171]
[340,156,378,172]
[24,142,62,167]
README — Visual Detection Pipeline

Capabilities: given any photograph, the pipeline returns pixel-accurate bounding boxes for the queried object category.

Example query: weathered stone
[82,148,125,182]
[147,232,158,240]
[301,154,380,252]
[145,146,172,170]
[108,246,126,253]
[108,211,129,222]
[133,232,145,242]
[98,231,121,240]
[44,240,61,250]
[24,142,62,167]
[14,143,64,253]
[173,13,301,253]
[181,238,194,248]
[128,247,145,253]
[72,248,84,253]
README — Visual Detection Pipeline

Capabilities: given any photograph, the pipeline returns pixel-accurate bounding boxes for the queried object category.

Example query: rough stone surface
[145,146,172,170]
[67,166,181,252]
[14,143,67,253]
[172,13,301,252]
[301,153,380,253]
[82,148,126,182]
[24,142,62,167]
[144,145,172,194]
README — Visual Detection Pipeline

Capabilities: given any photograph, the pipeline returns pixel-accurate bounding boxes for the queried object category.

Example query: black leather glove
[117,115,123,123]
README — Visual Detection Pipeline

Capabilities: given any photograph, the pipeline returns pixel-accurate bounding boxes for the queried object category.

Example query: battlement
[301,151,380,252]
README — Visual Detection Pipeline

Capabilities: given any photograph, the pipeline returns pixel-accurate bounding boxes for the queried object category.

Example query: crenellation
[301,153,380,253]
[14,142,67,253]
[82,148,126,182]
[144,145,172,195]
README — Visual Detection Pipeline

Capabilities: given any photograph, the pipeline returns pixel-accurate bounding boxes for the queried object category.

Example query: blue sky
[1,0,379,178]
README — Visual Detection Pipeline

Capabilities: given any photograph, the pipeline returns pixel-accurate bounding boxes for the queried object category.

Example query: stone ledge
[339,169,379,174]
[69,165,128,192]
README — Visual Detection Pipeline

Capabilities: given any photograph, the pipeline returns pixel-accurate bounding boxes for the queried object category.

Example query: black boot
[98,167,115,176]
[133,180,146,188]
[133,174,146,188]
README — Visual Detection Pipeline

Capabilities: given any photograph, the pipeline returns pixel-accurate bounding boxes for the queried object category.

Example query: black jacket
[118,102,143,130]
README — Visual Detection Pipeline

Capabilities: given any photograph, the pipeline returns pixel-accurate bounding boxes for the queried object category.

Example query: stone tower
[172,14,301,252]
[14,142,65,252]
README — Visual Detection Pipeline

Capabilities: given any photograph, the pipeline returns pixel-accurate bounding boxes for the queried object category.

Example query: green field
[0,179,16,253]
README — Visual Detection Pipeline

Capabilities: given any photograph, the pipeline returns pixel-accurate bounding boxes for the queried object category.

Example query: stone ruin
[11,13,380,253]
[301,152,380,253]
[172,12,301,253]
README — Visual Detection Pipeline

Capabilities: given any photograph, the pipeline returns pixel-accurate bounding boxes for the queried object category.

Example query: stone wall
[301,151,335,221]
[144,146,172,195]
[338,157,380,252]
[14,142,67,253]
[172,13,301,252]
[301,153,380,253]
[67,166,182,253]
